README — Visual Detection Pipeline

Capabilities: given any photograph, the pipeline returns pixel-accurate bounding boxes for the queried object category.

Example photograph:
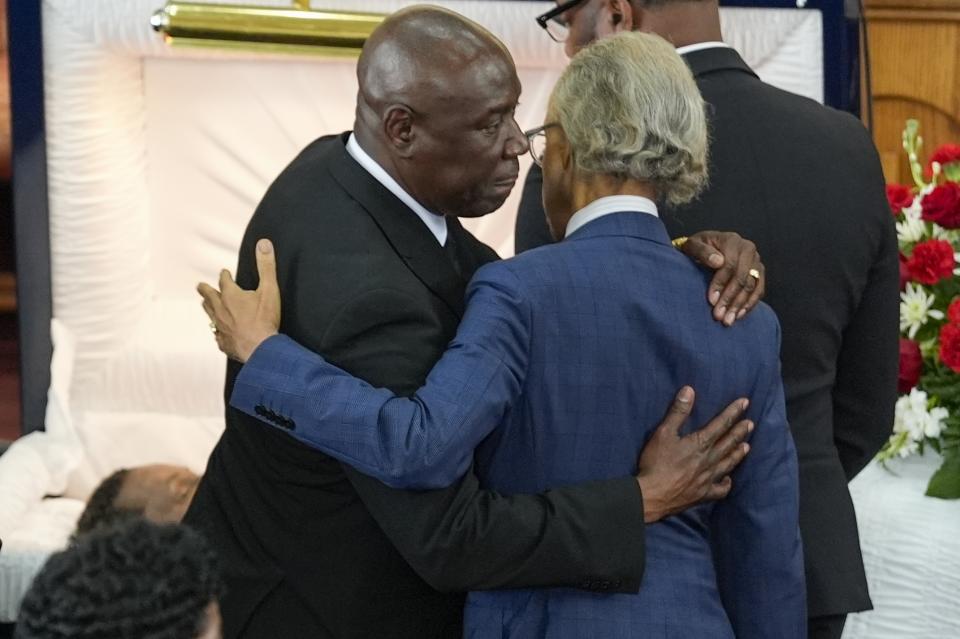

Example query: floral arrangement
[879,120,960,498]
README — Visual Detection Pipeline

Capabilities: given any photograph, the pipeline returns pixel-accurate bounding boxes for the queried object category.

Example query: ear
[556,129,574,172]
[606,0,634,34]
[383,104,415,158]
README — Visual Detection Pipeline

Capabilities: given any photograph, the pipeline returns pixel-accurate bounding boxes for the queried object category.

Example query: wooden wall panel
[865,0,960,184]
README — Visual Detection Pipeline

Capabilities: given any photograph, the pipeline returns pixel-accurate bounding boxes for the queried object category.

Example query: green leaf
[943,162,960,183]
[926,454,960,499]
[919,369,960,406]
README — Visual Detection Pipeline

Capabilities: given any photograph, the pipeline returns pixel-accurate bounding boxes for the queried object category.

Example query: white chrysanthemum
[900,283,945,339]
[896,203,927,244]
[891,390,949,458]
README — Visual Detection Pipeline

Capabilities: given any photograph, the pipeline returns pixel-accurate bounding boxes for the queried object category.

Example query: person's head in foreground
[541,0,721,57]
[16,519,223,639]
[354,5,528,218]
[74,464,200,537]
[537,30,707,240]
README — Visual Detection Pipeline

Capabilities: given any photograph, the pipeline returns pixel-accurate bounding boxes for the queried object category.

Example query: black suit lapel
[682,47,759,80]
[326,134,466,318]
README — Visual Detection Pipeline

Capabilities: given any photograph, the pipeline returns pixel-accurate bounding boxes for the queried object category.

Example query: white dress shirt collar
[564,195,659,239]
[346,133,448,245]
[675,41,731,56]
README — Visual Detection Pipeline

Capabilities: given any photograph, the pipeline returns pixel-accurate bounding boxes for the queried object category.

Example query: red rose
[920,182,960,229]
[899,253,910,291]
[906,239,956,285]
[886,184,914,216]
[939,323,960,373]
[930,143,960,170]
[949,298,960,324]
[898,338,924,393]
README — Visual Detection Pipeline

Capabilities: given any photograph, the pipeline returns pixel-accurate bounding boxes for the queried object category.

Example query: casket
[0,0,825,623]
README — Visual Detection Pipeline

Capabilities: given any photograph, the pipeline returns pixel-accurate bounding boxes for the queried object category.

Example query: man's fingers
[711,418,753,461]
[657,386,696,438]
[681,235,724,269]
[254,239,279,294]
[725,286,753,326]
[201,297,215,322]
[739,262,766,320]
[197,282,223,316]
[705,476,733,500]
[219,269,239,294]
[694,398,749,447]
[709,260,738,319]
[713,442,751,481]
[719,248,762,324]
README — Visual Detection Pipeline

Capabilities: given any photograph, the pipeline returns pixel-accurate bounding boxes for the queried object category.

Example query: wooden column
[864,0,960,184]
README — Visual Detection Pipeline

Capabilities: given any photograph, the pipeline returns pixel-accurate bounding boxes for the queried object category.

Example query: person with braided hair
[15,519,223,639]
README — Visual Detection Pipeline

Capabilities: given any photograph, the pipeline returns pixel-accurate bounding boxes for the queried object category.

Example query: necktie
[443,229,465,278]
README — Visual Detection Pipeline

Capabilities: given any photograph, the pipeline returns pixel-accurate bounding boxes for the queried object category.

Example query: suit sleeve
[230,265,530,489]
[711,319,806,638]
[832,143,900,480]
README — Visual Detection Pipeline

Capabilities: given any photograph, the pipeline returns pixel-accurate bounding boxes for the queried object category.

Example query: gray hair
[550,32,708,206]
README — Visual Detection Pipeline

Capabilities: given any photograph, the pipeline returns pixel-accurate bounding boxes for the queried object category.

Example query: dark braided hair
[74,469,137,538]
[16,519,223,639]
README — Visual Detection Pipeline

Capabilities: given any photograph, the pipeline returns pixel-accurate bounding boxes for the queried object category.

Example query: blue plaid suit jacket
[232,211,805,638]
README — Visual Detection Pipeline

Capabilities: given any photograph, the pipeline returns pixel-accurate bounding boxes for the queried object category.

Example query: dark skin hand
[637,386,752,523]
[199,240,755,523]
[681,231,765,326]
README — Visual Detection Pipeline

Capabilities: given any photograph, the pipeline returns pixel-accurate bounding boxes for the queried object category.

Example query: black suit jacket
[515,48,899,618]
[184,133,646,639]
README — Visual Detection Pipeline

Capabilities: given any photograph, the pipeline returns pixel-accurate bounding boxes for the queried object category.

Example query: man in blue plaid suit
[205,32,804,638]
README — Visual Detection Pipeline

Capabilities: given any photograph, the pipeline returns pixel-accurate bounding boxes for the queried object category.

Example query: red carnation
[898,338,923,393]
[899,253,910,291]
[920,182,960,229]
[886,184,914,216]
[949,298,960,325]
[906,239,956,285]
[930,143,960,170]
[939,323,960,373]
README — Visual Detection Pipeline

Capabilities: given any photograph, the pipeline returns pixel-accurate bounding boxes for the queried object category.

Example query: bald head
[561,0,722,57]
[348,6,527,219]
[356,6,512,127]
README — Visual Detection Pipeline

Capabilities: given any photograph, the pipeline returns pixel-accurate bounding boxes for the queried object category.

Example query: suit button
[283,418,295,431]
[255,405,267,416]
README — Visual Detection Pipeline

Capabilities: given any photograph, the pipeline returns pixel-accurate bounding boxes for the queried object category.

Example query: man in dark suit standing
[186,7,763,638]
[515,2,899,637]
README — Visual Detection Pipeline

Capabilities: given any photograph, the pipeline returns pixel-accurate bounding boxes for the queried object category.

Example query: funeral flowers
[878,120,960,499]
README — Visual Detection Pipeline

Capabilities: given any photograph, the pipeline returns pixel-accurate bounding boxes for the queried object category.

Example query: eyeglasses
[535,0,587,43]
[525,123,558,167]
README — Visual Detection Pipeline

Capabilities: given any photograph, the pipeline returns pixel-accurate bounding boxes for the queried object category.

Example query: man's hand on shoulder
[635,387,753,523]
[677,231,765,326]
[198,238,281,363]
